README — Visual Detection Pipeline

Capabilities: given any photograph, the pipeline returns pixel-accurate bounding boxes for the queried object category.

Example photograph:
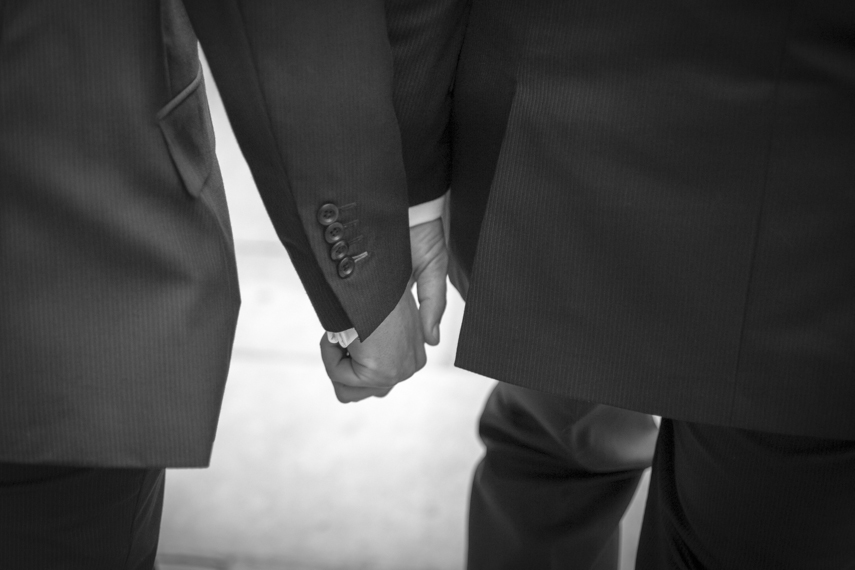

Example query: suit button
[338,256,355,278]
[317,203,339,226]
[330,240,348,261]
[324,222,344,243]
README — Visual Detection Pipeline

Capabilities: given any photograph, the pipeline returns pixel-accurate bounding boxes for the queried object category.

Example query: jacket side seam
[728,3,796,424]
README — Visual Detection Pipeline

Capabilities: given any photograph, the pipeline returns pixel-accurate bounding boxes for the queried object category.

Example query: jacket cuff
[327,193,449,345]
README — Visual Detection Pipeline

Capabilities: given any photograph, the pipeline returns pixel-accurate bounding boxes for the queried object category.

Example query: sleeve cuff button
[317,203,339,226]
[337,257,355,279]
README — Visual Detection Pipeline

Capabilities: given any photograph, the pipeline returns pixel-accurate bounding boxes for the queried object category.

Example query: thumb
[416,258,447,346]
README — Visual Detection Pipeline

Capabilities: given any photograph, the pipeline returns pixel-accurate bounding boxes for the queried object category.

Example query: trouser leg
[0,462,165,570]
[467,382,659,570]
[637,419,855,569]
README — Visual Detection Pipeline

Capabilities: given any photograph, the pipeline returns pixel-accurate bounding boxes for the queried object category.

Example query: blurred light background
[156,59,650,570]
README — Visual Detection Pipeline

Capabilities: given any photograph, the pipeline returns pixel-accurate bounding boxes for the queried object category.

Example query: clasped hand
[320,218,448,403]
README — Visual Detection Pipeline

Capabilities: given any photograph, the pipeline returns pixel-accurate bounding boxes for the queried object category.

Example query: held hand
[320,288,427,403]
[410,219,448,346]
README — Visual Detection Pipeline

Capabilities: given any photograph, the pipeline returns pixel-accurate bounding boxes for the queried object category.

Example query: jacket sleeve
[387,0,470,208]
[183,0,411,339]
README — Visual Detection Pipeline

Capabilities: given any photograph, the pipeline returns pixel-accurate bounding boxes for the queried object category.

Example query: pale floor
[156,63,650,570]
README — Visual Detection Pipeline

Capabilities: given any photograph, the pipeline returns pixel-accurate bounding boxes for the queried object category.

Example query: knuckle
[331,384,351,404]
[375,388,393,399]
[415,352,427,370]
[360,367,398,388]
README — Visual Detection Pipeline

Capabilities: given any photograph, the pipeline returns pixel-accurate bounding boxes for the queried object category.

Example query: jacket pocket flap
[157,68,215,198]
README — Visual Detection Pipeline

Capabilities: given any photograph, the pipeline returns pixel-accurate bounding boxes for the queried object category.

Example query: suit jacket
[0,0,441,467]
[1,0,240,467]
[186,0,468,330]
[444,0,855,440]
[194,0,855,442]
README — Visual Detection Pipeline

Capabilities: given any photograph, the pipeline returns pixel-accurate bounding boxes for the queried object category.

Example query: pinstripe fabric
[387,0,470,208]
[1,0,456,466]
[187,0,472,341]
[0,0,239,466]
[186,0,416,339]
[449,0,855,439]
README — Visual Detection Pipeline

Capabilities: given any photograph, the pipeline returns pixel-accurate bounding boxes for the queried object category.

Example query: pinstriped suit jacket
[198,0,855,440]
[445,0,855,439]
[1,0,242,466]
[5,0,849,469]
[0,0,444,467]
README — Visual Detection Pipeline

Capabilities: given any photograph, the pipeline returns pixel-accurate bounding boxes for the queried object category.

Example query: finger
[320,334,366,387]
[372,386,394,398]
[320,335,396,398]
[320,334,351,378]
[331,382,394,403]
[416,261,447,346]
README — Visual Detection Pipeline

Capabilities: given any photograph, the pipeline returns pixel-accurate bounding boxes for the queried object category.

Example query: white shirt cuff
[408,193,447,227]
[327,328,359,348]
[327,193,449,346]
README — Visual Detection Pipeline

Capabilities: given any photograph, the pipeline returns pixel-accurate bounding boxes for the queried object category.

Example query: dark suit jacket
[443,0,855,440]
[186,0,468,328]
[0,0,445,467]
[1,0,240,467]
[194,0,855,443]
